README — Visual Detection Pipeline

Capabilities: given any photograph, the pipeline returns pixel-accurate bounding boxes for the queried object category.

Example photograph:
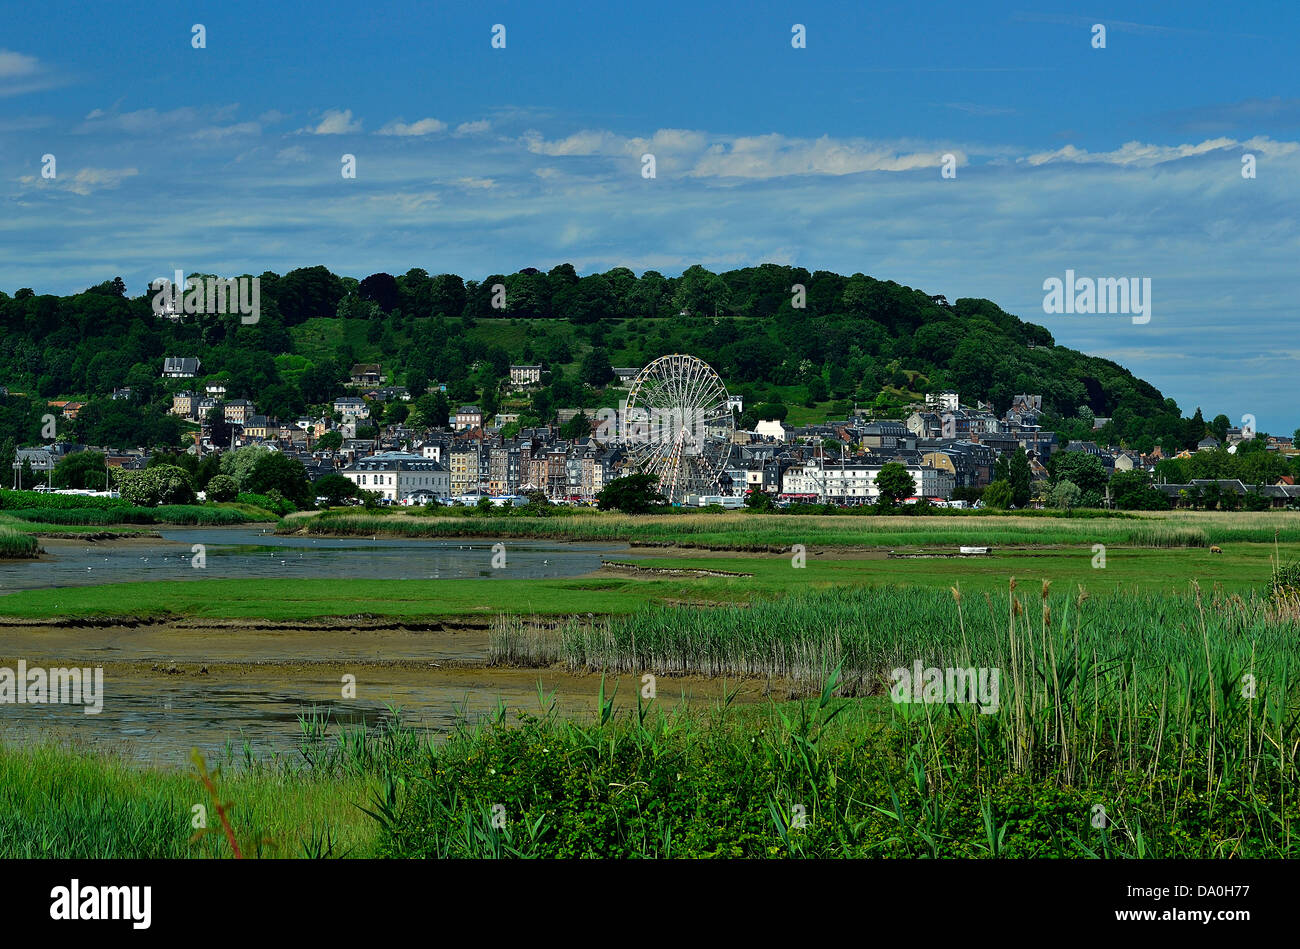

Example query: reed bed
[415,579,1300,856]
[0,525,39,558]
[495,584,1296,690]
[489,616,568,667]
[297,510,1300,549]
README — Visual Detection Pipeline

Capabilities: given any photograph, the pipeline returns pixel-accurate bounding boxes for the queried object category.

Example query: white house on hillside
[334,396,370,421]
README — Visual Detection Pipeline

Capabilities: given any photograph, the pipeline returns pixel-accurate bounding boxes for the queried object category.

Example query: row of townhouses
[19,380,1298,506]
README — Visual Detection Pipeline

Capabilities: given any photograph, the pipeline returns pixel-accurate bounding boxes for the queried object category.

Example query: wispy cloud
[1153,97,1300,135]
[0,115,54,132]
[1010,12,1267,40]
[18,166,140,195]
[522,128,960,179]
[78,106,195,133]
[299,109,362,135]
[0,48,40,78]
[689,134,954,179]
[946,102,1016,117]
[378,117,447,136]
[192,121,261,141]
[0,48,63,97]
[1022,137,1298,167]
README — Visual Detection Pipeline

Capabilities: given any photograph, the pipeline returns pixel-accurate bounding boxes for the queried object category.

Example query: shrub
[983,480,1014,510]
[205,475,238,503]
[235,492,296,517]
[113,465,195,507]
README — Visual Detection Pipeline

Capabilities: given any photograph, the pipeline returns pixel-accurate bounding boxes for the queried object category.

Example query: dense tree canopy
[0,263,1257,464]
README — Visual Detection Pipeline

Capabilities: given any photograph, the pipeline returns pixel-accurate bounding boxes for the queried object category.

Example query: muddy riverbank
[0,617,766,765]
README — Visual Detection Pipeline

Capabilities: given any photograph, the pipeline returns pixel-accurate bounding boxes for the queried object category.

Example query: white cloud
[378,117,447,136]
[521,127,956,178]
[276,146,310,162]
[0,49,39,78]
[457,176,495,189]
[688,134,950,179]
[455,120,491,136]
[1022,138,1246,167]
[523,129,618,156]
[0,49,61,97]
[300,109,362,135]
[19,167,139,195]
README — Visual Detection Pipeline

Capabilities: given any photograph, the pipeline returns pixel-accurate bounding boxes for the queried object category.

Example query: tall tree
[1009,447,1032,508]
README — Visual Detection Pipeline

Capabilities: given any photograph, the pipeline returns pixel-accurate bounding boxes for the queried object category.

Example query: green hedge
[0,489,128,511]
[2,505,267,526]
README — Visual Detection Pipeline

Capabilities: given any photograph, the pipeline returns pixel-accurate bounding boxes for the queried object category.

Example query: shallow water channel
[1,527,619,590]
[0,528,752,765]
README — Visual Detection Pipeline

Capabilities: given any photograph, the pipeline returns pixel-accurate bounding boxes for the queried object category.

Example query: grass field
[1,538,1294,619]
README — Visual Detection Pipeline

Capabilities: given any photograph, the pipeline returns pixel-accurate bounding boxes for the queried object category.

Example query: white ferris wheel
[623,354,735,503]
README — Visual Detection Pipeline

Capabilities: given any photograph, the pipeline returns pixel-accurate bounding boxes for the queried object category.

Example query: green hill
[0,265,1225,454]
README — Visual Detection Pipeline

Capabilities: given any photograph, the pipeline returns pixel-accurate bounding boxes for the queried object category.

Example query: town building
[509,365,543,389]
[334,396,370,421]
[341,451,449,502]
[162,357,201,378]
[454,405,483,431]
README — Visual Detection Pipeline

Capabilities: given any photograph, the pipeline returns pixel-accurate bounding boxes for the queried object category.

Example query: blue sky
[2,0,1298,430]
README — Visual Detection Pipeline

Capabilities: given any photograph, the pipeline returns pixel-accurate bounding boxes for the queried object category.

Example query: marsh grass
[428,580,1300,857]
[1127,525,1208,547]
[297,510,1300,549]
[0,524,39,557]
[7,609,1299,859]
[497,584,1298,696]
[0,714,429,858]
[490,616,567,667]
[8,565,1300,858]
